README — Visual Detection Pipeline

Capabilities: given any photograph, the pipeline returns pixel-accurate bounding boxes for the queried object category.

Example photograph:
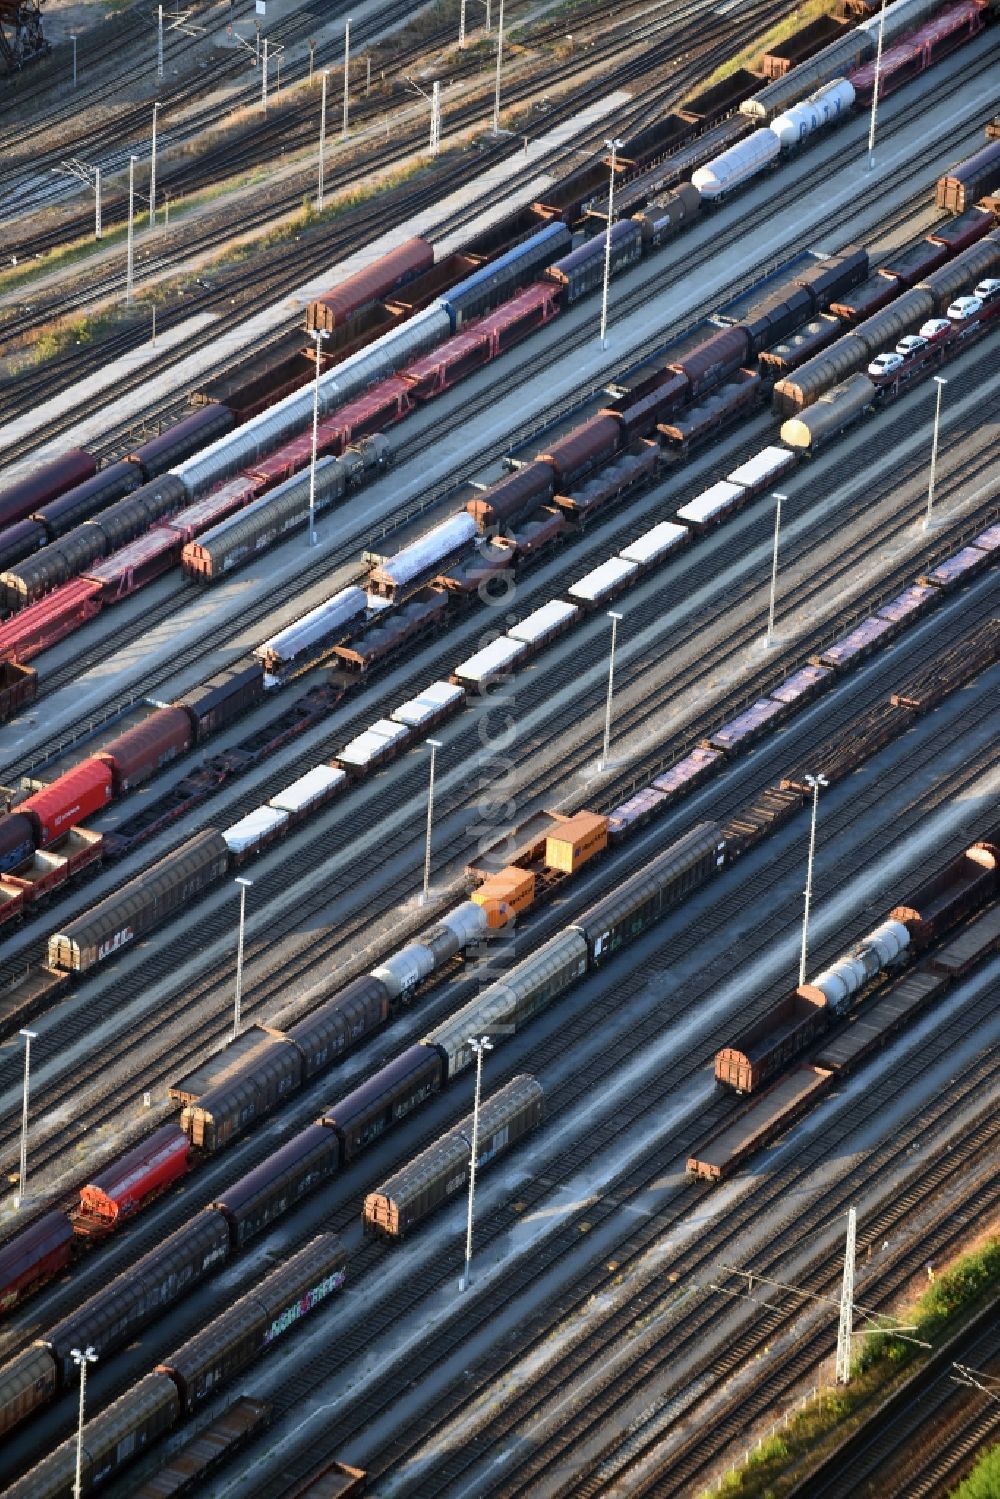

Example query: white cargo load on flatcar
[269,765,348,816]
[507,599,580,647]
[726,446,797,492]
[338,718,410,768]
[255,586,368,670]
[568,556,639,604]
[371,513,477,591]
[675,480,744,527]
[619,521,688,566]
[391,681,465,727]
[223,805,290,854]
[453,636,528,687]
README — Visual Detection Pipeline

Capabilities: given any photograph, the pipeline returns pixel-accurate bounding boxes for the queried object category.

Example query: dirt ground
[38,0,120,48]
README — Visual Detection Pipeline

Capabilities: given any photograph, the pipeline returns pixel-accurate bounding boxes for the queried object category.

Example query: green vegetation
[950,1443,1000,1498]
[702,0,835,87]
[29,308,123,366]
[698,1236,1000,1498]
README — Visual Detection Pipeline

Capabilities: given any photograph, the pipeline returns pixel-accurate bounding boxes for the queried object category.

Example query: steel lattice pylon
[0,0,50,71]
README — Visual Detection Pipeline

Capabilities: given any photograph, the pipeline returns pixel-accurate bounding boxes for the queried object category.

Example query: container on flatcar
[20,759,113,847]
[181,1035,303,1151]
[425,930,589,1079]
[0,449,97,531]
[619,520,689,569]
[726,446,797,495]
[567,556,639,606]
[47,828,230,972]
[545,811,607,873]
[320,1044,443,1159]
[507,598,580,650]
[452,636,528,690]
[0,1211,75,1314]
[158,1234,346,1415]
[675,480,745,530]
[42,1213,231,1384]
[390,681,465,730]
[177,662,265,741]
[212,1125,341,1249]
[471,866,536,928]
[364,1075,544,1239]
[75,1124,191,1228]
[95,706,194,793]
[2,1373,181,1499]
[573,823,725,964]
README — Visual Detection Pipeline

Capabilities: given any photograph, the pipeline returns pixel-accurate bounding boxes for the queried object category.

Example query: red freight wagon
[403,326,492,398]
[0,1210,75,1312]
[21,759,114,846]
[0,449,96,532]
[84,528,185,601]
[75,1124,191,1231]
[250,432,325,489]
[0,578,102,665]
[96,707,194,793]
[320,377,413,451]
[307,236,434,332]
[169,478,263,542]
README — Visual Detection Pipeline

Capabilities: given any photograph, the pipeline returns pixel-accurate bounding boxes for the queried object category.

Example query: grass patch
[701,0,836,87]
[951,1442,1000,1498]
[699,1235,1000,1498]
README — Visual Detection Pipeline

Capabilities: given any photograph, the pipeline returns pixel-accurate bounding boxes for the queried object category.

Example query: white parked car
[895,334,928,357]
[973,278,1000,305]
[918,318,953,344]
[946,296,982,321]
[868,350,905,377]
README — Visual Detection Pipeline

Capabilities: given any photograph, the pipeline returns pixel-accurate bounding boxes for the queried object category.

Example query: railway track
[785,1304,1000,1499]
[1,643,994,1487]
[204,731,1000,1495]
[0,554,994,1381]
[4,106,985,793]
[0,0,775,373]
[0,324,993,1005]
